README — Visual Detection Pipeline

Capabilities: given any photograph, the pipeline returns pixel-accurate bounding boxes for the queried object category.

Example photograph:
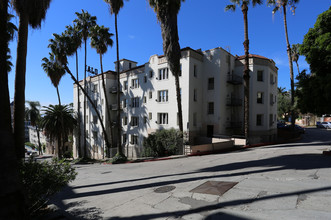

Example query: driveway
[50,128,331,219]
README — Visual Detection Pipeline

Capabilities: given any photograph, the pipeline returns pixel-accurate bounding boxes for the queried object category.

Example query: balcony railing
[226,98,242,106]
[226,121,242,129]
[227,74,242,85]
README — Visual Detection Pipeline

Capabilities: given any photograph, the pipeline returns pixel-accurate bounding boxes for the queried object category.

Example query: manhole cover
[154,185,176,193]
[190,181,238,196]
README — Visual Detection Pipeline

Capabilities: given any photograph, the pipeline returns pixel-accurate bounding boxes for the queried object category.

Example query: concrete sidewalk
[48,128,331,220]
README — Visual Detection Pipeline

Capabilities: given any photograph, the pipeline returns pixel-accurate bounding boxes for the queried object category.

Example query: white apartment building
[73,47,278,159]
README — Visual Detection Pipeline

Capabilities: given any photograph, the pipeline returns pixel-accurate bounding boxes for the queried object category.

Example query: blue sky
[7,0,331,107]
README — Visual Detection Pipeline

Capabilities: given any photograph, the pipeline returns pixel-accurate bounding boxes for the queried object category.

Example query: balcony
[227,74,242,85]
[226,121,242,129]
[226,98,242,106]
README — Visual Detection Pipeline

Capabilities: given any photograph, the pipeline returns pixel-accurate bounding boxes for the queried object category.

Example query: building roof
[157,47,204,58]
[236,54,273,62]
[114,58,137,64]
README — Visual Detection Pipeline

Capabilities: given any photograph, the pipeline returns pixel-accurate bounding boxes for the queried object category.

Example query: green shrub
[25,142,35,149]
[63,150,73,159]
[112,153,127,164]
[143,129,183,157]
[20,158,77,216]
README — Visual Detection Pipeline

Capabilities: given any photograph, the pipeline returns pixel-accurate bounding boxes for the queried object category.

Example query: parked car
[25,146,38,156]
[320,122,331,129]
[316,122,322,128]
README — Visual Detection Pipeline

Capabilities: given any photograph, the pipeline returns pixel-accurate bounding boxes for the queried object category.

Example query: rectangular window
[124,81,128,90]
[256,114,263,126]
[257,92,264,104]
[158,68,169,80]
[93,131,98,141]
[193,65,197,77]
[270,74,274,84]
[131,78,139,88]
[208,78,214,90]
[130,135,138,145]
[149,112,152,120]
[123,116,128,125]
[93,115,98,124]
[158,113,168,124]
[193,112,197,126]
[131,116,139,126]
[149,70,153,78]
[123,134,127,144]
[257,70,264,82]
[129,62,132,69]
[131,97,139,108]
[270,93,274,105]
[208,102,214,115]
[269,114,274,126]
[149,91,152,99]
[158,90,168,102]
[144,116,147,124]
[193,89,197,102]
[93,84,97,93]
[123,99,127,108]
[144,76,147,83]
[143,96,147,104]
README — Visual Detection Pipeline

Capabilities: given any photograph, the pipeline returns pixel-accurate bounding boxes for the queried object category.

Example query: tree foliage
[297,7,331,115]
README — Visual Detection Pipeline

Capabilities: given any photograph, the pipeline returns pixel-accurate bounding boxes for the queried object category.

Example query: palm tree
[268,0,299,128]
[12,0,52,160]
[89,24,114,158]
[47,32,112,159]
[41,104,76,158]
[73,10,97,158]
[41,52,66,105]
[26,101,42,155]
[64,24,83,158]
[225,0,262,145]
[291,43,300,75]
[6,14,17,72]
[0,1,26,217]
[104,0,126,159]
[148,0,184,140]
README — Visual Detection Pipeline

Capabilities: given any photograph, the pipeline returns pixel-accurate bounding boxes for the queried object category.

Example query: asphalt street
[49,127,331,220]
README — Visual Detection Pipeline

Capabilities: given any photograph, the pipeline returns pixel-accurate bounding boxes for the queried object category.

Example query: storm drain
[154,185,176,193]
[190,181,238,196]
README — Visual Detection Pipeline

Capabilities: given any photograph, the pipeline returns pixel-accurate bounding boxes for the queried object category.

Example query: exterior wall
[73,47,278,158]
[28,126,47,149]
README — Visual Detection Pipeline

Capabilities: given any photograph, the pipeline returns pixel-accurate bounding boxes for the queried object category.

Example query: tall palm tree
[41,52,66,105]
[6,14,17,72]
[47,32,112,158]
[268,0,299,128]
[41,104,76,158]
[26,101,42,155]
[64,24,83,158]
[12,0,52,160]
[291,43,300,75]
[104,0,126,159]
[149,0,184,136]
[0,1,26,218]
[73,10,97,158]
[225,0,262,145]
[89,24,114,158]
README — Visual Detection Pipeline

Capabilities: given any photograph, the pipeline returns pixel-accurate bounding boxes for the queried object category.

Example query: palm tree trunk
[13,11,29,160]
[83,38,87,158]
[158,7,183,134]
[36,125,42,155]
[0,2,26,218]
[76,51,82,158]
[100,53,113,159]
[56,86,61,106]
[65,66,112,157]
[115,14,124,157]
[295,61,300,75]
[242,2,250,145]
[282,5,295,128]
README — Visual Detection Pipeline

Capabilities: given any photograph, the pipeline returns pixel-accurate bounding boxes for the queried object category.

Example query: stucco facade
[73,47,278,159]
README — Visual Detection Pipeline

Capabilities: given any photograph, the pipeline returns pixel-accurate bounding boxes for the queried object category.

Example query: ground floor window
[158,113,168,124]
[130,135,138,145]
